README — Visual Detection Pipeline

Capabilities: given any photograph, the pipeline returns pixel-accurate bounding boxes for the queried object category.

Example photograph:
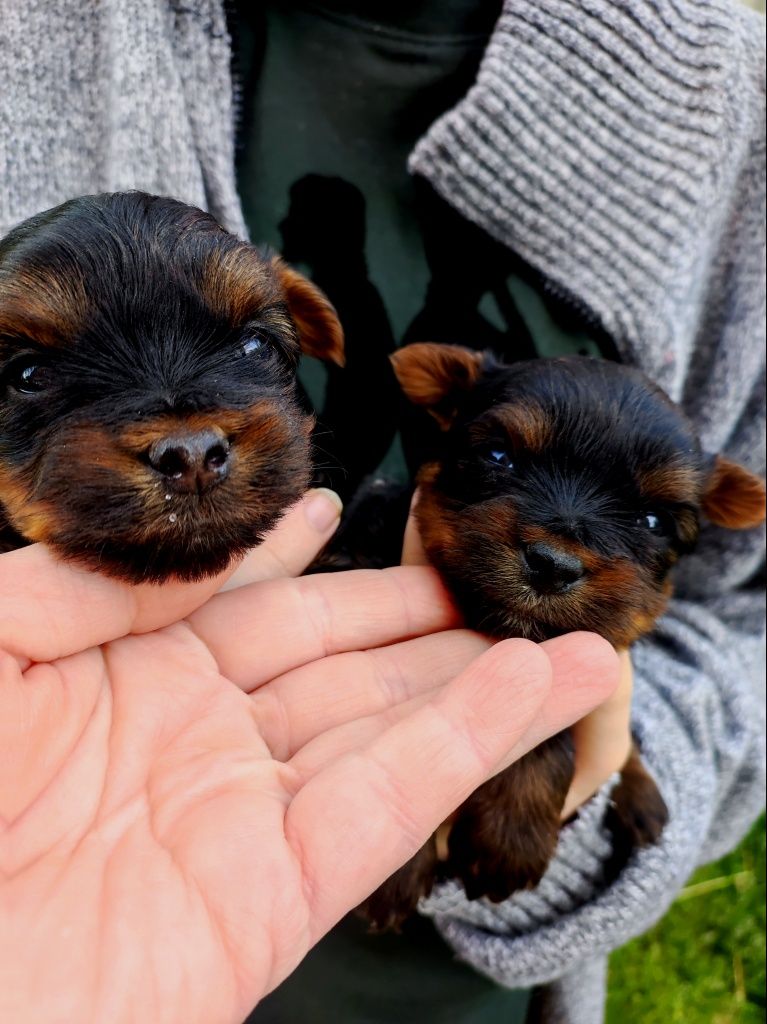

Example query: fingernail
[304,488,343,531]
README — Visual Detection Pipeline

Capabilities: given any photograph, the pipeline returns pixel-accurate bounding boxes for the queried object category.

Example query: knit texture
[409,0,767,415]
[411,4,766,1019]
[0,3,765,1022]
[0,0,246,239]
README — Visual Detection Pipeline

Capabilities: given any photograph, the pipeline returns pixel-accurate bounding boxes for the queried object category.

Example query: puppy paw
[445,735,575,903]
[610,781,668,849]
[357,840,438,932]
[604,745,668,880]
[447,804,558,901]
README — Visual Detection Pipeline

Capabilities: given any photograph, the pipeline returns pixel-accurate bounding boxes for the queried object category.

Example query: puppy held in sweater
[319,343,766,930]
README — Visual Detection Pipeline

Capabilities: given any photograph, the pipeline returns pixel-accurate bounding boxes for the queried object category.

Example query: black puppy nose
[522,542,585,594]
[147,429,230,493]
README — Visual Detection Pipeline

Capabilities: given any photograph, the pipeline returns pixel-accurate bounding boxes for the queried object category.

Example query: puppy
[341,343,766,929]
[0,192,343,581]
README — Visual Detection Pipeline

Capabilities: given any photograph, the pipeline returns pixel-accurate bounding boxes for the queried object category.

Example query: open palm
[0,498,617,1024]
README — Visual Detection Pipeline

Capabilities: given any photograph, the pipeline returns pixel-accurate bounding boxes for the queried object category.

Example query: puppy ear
[702,456,766,529]
[390,343,484,429]
[272,258,345,367]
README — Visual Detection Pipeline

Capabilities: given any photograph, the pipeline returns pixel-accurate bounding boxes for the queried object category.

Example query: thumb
[221,488,343,590]
[401,489,429,567]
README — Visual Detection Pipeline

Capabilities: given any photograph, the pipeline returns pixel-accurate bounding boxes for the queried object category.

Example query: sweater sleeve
[420,557,765,989]
[414,0,766,996]
[0,0,247,239]
[408,0,766,409]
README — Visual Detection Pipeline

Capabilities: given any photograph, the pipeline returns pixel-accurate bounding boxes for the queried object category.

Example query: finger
[188,566,461,689]
[561,647,633,819]
[401,488,428,566]
[251,630,491,758]
[0,544,237,668]
[288,631,619,783]
[220,489,342,591]
[287,692,436,781]
[284,638,554,943]
[495,631,621,772]
[0,489,342,666]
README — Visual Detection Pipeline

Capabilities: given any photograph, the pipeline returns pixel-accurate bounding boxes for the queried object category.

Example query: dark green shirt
[249,913,531,1024]
[234,5,599,1021]
[235,0,599,497]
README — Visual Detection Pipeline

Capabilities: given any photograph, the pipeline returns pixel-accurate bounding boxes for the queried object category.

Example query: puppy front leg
[358,837,439,932]
[603,742,668,881]
[447,731,575,901]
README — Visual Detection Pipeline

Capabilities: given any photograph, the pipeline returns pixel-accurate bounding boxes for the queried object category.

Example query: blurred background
[608,816,765,1022]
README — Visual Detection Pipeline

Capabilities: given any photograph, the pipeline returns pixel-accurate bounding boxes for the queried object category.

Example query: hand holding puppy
[363,346,764,926]
[0,492,619,1024]
[403,490,633,823]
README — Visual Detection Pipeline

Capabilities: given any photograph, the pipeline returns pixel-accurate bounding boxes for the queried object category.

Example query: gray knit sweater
[1,3,765,1023]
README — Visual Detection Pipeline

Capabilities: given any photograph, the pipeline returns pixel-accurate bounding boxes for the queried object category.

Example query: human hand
[402,491,633,820]
[0,490,618,1024]
[560,648,633,818]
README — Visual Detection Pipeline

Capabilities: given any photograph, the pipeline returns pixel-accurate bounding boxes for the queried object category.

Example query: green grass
[607,816,766,1024]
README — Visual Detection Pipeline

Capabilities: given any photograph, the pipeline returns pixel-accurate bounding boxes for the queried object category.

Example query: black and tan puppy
[0,192,343,581]
[342,343,766,929]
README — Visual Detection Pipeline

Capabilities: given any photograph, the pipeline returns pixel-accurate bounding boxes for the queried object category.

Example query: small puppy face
[392,344,765,648]
[0,192,343,582]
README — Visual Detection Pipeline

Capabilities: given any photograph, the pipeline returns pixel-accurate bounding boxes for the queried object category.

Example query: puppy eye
[638,511,670,535]
[238,336,268,358]
[487,448,514,470]
[8,361,54,394]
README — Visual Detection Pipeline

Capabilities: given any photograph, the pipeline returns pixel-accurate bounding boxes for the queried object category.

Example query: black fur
[333,350,745,927]
[0,192,330,582]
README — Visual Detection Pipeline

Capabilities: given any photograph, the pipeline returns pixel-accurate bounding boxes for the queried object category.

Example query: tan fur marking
[76,404,311,495]
[391,343,484,429]
[703,456,766,529]
[0,466,52,542]
[0,266,88,346]
[272,258,345,367]
[615,579,673,647]
[492,404,553,454]
[636,462,700,503]
[199,246,278,325]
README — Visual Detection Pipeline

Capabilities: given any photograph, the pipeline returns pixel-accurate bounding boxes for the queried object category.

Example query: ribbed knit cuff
[419,775,618,982]
[409,0,763,388]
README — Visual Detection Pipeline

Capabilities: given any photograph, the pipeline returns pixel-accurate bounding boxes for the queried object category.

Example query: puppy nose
[522,542,585,594]
[147,429,230,493]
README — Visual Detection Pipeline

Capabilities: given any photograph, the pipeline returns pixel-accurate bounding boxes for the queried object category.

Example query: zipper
[530,263,622,363]
[223,0,246,155]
